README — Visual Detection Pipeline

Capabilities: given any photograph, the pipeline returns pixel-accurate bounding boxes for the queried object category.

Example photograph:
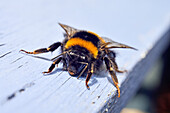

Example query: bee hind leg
[20,42,61,54]
[104,57,120,98]
[106,50,127,73]
[112,60,127,73]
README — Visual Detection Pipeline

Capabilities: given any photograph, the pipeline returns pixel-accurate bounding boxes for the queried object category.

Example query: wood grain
[0,0,169,113]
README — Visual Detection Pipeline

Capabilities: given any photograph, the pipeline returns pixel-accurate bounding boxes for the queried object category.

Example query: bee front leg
[62,58,67,71]
[20,42,61,54]
[77,62,88,79]
[43,57,62,74]
[85,63,94,89]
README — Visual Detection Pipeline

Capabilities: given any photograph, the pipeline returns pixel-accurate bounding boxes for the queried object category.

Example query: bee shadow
[78,70,109,87]
[78,75,98,87]
[88,77,98,87]
[43,68,116,88]
[93,71,118,87]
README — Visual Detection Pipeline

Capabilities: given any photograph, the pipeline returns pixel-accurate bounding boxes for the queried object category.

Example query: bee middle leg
[104,57,120,97]
[43,57,62,74]
[20,42,61,54]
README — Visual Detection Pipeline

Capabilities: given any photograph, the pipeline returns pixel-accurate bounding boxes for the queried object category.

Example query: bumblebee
[20,23,136,97]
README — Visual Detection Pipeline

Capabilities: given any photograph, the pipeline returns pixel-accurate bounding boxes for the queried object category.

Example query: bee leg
[107,50,126,73]
[62,58,67,71]
[112,60,127,73]
[43,57,62,74]
[20,42,61,54]
[104,57,120,97]
[77,62,88,79]
[85,63,94,89]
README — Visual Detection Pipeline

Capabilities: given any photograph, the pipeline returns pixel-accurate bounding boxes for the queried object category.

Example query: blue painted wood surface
[0,0,170,113]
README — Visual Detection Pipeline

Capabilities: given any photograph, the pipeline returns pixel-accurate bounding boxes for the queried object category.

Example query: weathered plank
[0,0,170,113]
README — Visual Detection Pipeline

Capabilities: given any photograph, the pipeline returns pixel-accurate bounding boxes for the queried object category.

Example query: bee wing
[59,23,80,38]
[101,37,137,50]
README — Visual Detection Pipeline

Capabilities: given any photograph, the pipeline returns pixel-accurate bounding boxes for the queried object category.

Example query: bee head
[67,51,87,76]
[68,62,86,76]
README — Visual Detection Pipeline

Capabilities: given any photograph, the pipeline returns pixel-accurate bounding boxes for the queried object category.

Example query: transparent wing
[101,37,137,50]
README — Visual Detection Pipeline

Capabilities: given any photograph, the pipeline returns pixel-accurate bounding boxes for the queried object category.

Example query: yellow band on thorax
[65,38,98,58]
